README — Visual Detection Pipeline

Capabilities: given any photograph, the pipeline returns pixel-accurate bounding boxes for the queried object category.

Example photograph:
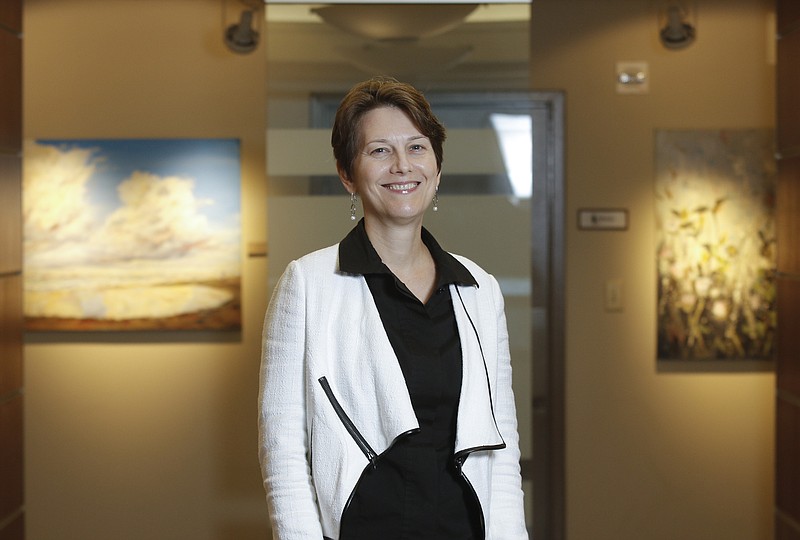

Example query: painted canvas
[24,138,241,331]
[655,130,776,361]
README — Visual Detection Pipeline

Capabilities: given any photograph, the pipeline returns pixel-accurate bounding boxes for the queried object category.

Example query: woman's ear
[337,162,355,194]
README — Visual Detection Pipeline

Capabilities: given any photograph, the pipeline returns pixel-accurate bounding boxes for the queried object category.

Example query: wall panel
[777,519,800,540]
[776,156,800,274]
[0,0,23,538]
[0,31,21,152]
[777,29,800,157]
[777,0,800,36]
[0,395,23,519]
[0,275,22,397]
[776,277,800,396]
[0,156,21,275]
[0,1,22,32]
[777,398,800,532]
[776,1,800,539]
[22,1,269,538]
[0,515,23,540]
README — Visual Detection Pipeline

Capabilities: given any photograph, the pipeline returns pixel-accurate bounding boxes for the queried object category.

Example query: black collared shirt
[337,220,483,540]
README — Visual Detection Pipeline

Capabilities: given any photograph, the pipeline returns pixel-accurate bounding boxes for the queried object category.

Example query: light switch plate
[605,279,624,312]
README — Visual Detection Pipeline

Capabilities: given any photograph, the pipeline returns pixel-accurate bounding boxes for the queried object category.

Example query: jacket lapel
[323,274,419,455]
[320,271,503,459]
[451,284,506,455]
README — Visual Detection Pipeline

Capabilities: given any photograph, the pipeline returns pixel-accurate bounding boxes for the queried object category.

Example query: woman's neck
[364,217,437,302]
[364,217,424,268]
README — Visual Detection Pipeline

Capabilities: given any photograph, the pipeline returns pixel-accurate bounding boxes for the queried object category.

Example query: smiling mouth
[384,182,420,193]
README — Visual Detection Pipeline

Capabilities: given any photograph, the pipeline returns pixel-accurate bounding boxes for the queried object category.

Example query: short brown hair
[331,77,446,180]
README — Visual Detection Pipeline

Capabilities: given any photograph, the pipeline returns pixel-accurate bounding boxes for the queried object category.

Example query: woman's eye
[409,143,426,152]
[370,147,389,156]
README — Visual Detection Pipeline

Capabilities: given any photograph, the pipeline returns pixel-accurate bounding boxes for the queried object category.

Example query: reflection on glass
[490,113,533,199]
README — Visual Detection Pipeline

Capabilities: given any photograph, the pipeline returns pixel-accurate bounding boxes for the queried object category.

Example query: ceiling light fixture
[310,4,479,42]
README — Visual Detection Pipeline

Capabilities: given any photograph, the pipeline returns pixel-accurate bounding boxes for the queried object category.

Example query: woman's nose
[391,152,412,174]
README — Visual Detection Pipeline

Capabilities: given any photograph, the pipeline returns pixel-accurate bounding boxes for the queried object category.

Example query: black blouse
[337,220,484,540]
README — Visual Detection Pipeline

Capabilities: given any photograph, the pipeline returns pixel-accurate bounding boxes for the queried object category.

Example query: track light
[225,9,259,54]
[659,2,696,50]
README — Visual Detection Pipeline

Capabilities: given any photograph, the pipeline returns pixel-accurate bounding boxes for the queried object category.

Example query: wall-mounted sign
[577,208,628,230]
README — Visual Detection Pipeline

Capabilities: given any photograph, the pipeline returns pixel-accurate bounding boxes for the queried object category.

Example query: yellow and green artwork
[655,130,776,361]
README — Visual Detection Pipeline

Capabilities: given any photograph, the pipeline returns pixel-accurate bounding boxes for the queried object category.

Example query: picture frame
[654,129,776,362]
[23,138,242,331]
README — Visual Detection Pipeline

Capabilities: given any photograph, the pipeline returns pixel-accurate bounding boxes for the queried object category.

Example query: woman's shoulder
[284,244,339,275]
[448,252,494,283]
[272,244,341,296]
[296,243,339,264]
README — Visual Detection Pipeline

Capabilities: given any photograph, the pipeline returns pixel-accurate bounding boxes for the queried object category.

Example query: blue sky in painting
[36,138,241,223]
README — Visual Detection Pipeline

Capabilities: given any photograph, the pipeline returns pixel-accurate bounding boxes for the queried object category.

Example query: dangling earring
[432,187,439,212]
[349,192,358,221]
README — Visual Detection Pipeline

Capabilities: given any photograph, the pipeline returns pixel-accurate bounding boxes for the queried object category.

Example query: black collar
[338,219,477,288]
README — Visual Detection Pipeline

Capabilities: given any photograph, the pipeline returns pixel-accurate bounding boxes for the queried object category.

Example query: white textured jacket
[258,243,528,540]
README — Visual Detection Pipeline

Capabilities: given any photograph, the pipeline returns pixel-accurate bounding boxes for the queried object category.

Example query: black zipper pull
[318,376,379,466]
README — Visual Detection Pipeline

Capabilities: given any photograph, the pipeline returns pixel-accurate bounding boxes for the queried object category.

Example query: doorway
[264,4,564,537]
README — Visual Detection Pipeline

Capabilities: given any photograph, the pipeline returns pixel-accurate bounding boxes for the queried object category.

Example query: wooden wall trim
[0,0,22,34]
[0,1,23,538]
[776,1,800,538]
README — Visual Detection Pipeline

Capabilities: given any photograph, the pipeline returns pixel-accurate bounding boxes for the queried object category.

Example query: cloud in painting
[24,142,239,270]
[94,171,214,261]
[23,142,100,249]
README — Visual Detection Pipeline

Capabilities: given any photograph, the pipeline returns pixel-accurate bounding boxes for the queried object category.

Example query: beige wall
[531,0,775,539]
[23,1,269,539]
[22,0,776,539]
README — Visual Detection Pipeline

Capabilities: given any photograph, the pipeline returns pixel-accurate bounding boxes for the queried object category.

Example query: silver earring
[432,187,439,212]
[349,192,357,221]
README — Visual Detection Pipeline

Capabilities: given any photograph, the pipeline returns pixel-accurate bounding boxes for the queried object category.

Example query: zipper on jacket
[318,375,422,538]
[454,441,507,539]
[455,453,487,539]
[318,376,379,468]
[337,425,421,539]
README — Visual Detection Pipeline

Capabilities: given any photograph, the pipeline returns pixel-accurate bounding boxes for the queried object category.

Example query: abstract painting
[24,138,241,331]
[655,130,776,361]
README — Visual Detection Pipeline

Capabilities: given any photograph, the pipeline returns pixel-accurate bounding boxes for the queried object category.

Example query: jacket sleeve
[487,275,530,539]
[258,260,325,539]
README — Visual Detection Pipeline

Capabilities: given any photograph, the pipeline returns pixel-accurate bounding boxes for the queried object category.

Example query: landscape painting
[655,129,776,361]
[24,138,241,331]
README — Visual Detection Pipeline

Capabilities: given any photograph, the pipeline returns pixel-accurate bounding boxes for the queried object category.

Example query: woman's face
[339,106,440,228]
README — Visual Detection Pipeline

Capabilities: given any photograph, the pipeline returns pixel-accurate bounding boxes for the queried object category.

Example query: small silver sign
[578,208,628,230]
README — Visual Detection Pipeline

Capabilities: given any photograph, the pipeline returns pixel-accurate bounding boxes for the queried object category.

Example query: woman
[259,76,528,540]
